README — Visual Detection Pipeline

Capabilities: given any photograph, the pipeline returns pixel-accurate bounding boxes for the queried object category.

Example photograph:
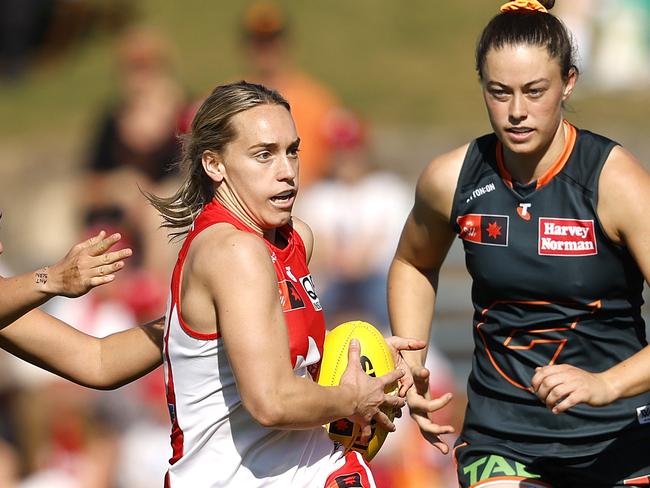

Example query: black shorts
[453,429,650,487]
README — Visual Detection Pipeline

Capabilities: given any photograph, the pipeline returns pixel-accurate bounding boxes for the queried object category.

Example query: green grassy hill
[2,1,647,141]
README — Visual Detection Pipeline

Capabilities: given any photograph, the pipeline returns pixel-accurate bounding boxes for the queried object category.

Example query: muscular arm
[533,146,650,411]
[388,146,466,366]
[291,217,314,264]
[0,231,131,329]
[192,226,402,430]
[0,310,163,389]
[387,146,466,451]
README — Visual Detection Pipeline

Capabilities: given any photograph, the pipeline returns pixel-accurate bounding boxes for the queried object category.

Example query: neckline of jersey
[495,120,577,190]
[204,198,295,259]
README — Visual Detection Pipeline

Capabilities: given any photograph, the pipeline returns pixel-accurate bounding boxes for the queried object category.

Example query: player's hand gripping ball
[317,321,397,461]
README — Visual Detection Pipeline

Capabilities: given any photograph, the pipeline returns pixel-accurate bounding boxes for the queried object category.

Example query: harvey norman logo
[538,218,597,256]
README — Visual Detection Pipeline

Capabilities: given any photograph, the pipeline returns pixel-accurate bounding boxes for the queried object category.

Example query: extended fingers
[88,232,122,256]
[420,392,453,414]
[347,339,361,366]
[382,392,405,411]
[88,274,118,286]
[412,415,455,453]
[385,336,427,352]
[380,368,405,388]
[397,369,414,397]
[407,390,453,420]
[93,247,133,267]
[421,431,453,454]
[371,410,396,434]
[79,230,107,250]
[86,263,121,284]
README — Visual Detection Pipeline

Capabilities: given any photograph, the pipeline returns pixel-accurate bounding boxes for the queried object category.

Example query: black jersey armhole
[449,134,499,229]
[450,141,474,228]
[562,128,622,249]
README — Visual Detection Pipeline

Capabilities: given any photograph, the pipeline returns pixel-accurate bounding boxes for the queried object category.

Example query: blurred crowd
[0,0,649,487]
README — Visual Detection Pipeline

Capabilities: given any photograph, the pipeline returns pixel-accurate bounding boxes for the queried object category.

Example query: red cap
[323,109,366,150]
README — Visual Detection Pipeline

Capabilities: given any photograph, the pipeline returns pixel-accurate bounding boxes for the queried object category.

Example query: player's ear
[562,66,578,101]
[202,150,226,183]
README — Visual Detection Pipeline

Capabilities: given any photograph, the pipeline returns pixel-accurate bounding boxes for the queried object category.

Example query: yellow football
[317,321,397,461]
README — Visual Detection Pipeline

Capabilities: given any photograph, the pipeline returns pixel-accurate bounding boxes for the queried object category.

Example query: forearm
[387,258,438,367]
[92,320,164,388]
[0,272,54,329]
[248,374,357,429]
[601,345,650,400]
[0,309,163,389]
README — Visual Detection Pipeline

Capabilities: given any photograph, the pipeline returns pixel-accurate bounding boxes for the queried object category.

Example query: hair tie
[500,0,548,13]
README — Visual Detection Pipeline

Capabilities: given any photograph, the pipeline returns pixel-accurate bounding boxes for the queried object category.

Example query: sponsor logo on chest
[538,218,597,256]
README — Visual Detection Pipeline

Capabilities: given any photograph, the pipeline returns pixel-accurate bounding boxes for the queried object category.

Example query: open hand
[46,231,133,297]
[384,335,427,396]
[406,364,454,453]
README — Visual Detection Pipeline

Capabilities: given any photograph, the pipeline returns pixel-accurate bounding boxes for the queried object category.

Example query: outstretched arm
[388,147,466,453]
[0,231,132,329]
[0,309,164,389]
[533,146,650,412]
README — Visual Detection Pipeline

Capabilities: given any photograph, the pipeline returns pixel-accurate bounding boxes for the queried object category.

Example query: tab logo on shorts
[538,218,597,256]
[457,214,508,247]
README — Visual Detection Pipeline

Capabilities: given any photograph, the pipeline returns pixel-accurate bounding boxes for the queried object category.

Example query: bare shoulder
[291,216,314,261]
[188,223,273,280]
[598,145,650,244]
[600,145,649,189]
[415,143,470,219]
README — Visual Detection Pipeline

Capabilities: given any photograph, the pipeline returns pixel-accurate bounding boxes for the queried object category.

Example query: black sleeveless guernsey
[449,121,650,455]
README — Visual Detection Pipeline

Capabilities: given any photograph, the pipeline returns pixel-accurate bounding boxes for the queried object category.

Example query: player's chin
[263,211,292,229]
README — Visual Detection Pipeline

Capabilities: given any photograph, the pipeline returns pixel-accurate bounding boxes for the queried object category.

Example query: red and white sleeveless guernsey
[163,199,353,487]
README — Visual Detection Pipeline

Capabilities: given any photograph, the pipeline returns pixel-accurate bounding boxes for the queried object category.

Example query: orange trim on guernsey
[476,299,601,391]
[453,441,469,478]
[496,120,577,190]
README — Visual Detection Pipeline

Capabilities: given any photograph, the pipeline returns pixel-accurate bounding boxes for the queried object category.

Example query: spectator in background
[296,110,412,333]
[590,0,650,90]
[83,25,188,281]
[0,0,50,80]
[0,0,133,81]
[240,0,341,189]
[553,0,596,76]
